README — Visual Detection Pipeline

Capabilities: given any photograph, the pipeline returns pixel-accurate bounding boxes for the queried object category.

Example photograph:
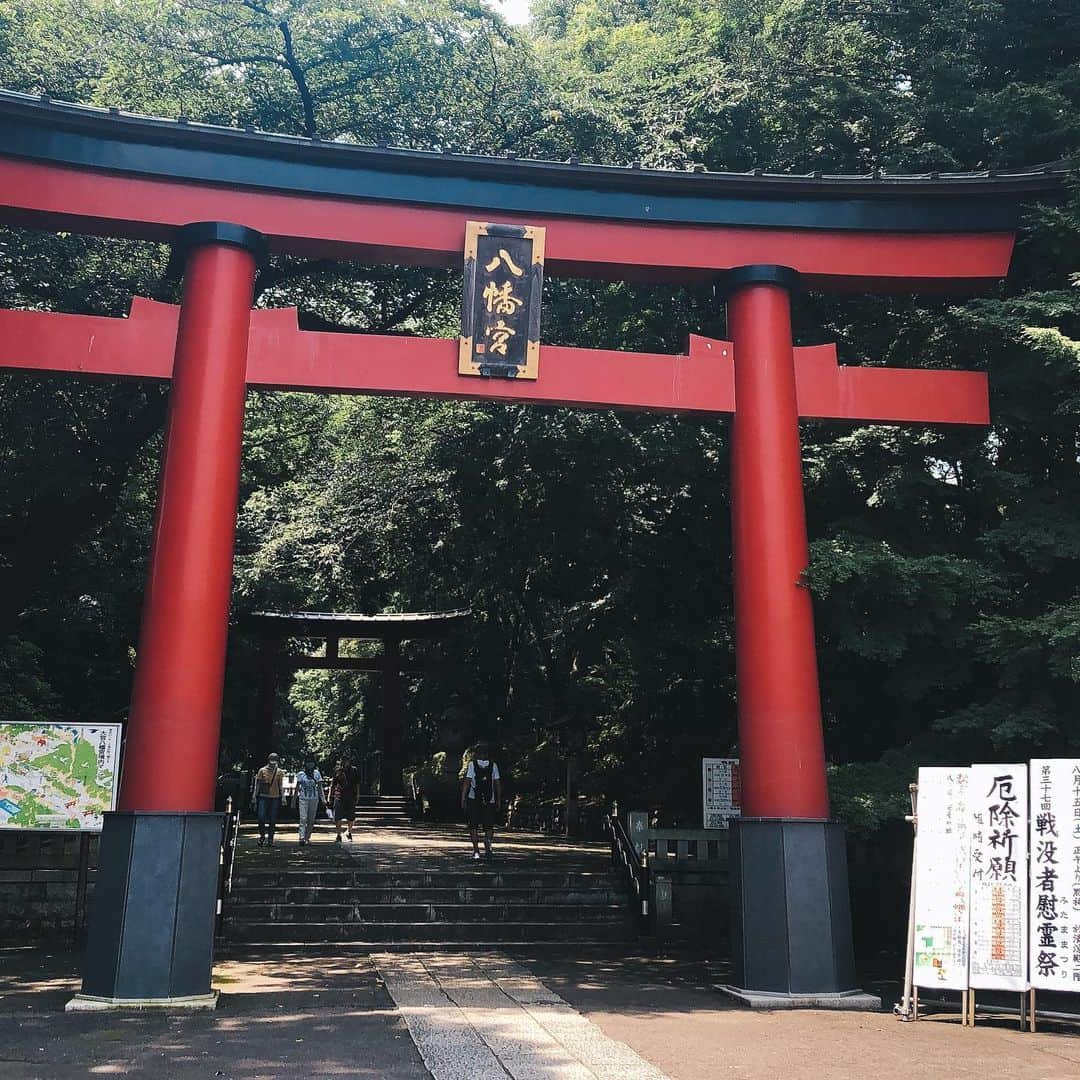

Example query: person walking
[294,759,323,846]
[328,760,357,843]
[253,752,285,848]
[461,742,501,861]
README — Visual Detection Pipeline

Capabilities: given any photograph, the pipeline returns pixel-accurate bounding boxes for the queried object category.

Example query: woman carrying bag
[253,752,285,848]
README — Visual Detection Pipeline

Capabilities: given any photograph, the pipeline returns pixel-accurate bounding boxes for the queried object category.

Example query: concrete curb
[65,990,219,1012]
[718,984,883,1011]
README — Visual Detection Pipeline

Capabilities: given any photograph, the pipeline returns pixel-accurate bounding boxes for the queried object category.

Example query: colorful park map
[0,723,120,831]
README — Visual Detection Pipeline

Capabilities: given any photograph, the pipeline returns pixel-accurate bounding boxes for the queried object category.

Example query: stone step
[231,869,616,890]
[222,919,630,943]
[229,886,623,905]
[224,902,628,924]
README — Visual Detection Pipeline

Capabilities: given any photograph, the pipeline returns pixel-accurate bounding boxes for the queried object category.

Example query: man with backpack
[460,742,501,862]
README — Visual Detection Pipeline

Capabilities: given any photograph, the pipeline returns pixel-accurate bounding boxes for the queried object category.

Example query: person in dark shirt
[328,760,357,843]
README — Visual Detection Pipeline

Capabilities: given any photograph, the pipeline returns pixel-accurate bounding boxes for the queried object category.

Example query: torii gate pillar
[723,266,859,1003]
[72,223,265,1012]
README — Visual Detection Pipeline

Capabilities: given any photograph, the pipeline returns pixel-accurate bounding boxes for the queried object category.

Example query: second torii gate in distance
[0,90,1059,1008]
[247,609,471,795]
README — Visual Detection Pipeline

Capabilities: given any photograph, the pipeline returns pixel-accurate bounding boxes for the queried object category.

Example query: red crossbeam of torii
[0,296,988,424]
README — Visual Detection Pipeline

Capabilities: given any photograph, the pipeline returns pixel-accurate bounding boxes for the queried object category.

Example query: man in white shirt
[460,743,501,862]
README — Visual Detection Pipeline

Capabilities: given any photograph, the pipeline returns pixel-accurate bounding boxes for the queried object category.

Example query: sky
[486,0,531,25]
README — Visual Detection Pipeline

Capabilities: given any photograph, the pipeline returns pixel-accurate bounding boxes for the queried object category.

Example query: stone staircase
[222,800,632,945]
[353,793,411,827]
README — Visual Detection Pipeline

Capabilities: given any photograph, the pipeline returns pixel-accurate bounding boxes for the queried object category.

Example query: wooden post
[73,832,91,944]
[251,650,279,769]
[565,753,578,837]
[118,224,262,813]
[654,873,673,947]
[380,638,404,795]
[727,267,828,819]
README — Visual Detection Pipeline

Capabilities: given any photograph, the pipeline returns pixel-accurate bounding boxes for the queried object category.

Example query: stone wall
[0,832,98,942]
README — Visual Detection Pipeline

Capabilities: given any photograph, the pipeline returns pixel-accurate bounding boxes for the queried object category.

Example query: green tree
[2,0,1079,846]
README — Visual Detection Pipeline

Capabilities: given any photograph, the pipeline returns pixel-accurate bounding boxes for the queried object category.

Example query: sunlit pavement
[375,951,668,1079]
[4,944,1080,1079]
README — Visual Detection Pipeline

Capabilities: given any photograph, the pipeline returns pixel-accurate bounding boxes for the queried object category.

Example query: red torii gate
[0,293,987,819]
[0,91,1058,1009]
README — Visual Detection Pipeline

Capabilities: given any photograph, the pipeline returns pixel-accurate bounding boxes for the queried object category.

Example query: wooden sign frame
[459,220,545,379]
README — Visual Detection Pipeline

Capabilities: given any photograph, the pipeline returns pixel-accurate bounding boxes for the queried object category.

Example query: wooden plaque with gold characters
[459,221,545,379]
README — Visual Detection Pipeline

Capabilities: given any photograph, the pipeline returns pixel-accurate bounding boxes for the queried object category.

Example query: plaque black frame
[459,220,545,379]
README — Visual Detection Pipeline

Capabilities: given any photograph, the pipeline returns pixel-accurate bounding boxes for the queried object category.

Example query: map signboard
[969,762,1029,990]
[913,767,971,990]
[703,758,741,829]
[1029,759,1080,991]
[0,723,121,832]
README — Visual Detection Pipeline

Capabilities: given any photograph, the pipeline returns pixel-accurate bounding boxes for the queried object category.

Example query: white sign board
[703,758,741,829]
[0,723,121,832]
[913,767,971,990]
[1030,759,1080,991]
[969,763,1028,990]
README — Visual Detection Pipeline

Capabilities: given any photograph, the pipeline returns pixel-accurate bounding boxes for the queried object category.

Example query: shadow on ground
[4,944,1080,1080]
[0,947,425,1079]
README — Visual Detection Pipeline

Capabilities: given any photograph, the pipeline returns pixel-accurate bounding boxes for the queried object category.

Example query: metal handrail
[216,796,242,936]
[224,797,241,897]
[605,807,649,931]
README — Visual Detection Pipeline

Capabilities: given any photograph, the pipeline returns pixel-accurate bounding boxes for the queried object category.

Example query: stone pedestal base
[730,817,860,996]
[73,812,223,1007]
[66,991,219,1012]
[719,985,882,1010]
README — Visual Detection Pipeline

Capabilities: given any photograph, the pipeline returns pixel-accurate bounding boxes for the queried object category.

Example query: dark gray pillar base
[74,812,223,1005]
[730,817,861,996]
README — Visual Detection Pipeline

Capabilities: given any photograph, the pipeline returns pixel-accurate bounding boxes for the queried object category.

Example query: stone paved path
[376,950,669,1080]
[233,818,612,871]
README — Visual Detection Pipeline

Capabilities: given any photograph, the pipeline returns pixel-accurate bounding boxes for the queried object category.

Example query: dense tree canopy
[1,0,1078,834]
